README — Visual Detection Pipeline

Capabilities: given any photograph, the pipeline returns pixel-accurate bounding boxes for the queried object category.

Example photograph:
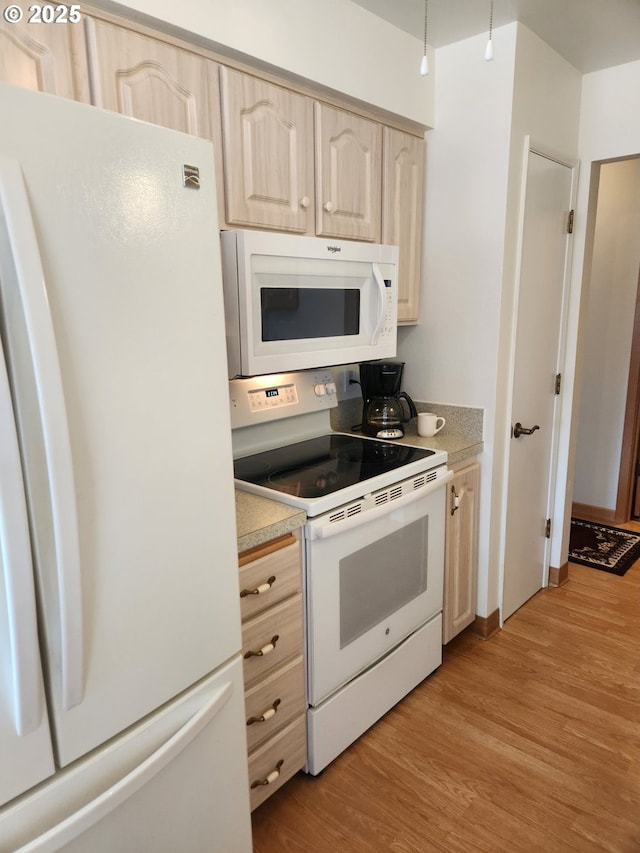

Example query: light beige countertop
[235,489,306,554]
[330,398,484,466]
[389,425,483,466]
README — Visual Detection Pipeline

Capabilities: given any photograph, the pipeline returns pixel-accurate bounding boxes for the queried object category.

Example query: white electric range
[230,369,452,774]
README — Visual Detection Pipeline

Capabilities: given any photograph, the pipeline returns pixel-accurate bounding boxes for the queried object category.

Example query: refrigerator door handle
[14,678,235,853]
[0,157,83,711]
[0,340,43,736]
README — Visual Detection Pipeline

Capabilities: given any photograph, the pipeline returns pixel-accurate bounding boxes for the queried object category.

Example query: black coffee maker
[359,360,418,439]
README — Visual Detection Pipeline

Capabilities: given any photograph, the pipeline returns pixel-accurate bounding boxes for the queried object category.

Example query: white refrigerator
[0,83,252,851]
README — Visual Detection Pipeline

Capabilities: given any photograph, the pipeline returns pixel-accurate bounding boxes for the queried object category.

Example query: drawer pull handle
[240,576,276,597]
[247,698,281,726]
[251,759,284,789]
[244,635,279,658]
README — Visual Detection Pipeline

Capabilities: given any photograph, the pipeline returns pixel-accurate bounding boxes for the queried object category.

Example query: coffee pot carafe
[359,360,418,439]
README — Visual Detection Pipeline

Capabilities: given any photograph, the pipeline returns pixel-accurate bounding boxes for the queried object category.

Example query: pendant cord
[423,0,428,58]
[419,0,429,75]
[485,0,495,61]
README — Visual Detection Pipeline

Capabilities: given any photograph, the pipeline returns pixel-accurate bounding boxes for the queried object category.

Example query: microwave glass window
[260,287,360,341]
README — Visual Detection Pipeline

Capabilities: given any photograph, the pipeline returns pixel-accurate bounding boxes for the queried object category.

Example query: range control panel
[229,369,337,429]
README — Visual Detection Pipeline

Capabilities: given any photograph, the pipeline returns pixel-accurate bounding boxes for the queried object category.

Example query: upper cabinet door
[0,19,90,101]
[219,67,313,233]
[382,127,424,324]
[84,17,213,139]
[314,103,381,242]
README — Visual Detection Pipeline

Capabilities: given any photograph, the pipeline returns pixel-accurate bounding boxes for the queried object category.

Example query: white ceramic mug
[417,412,445,438]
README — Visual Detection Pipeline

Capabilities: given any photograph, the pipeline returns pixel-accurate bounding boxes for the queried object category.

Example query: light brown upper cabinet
[382,127,425,324]
[0,18,89,101]
[84,17,216,139]
[314,103,382,242]
[219,67,314,233]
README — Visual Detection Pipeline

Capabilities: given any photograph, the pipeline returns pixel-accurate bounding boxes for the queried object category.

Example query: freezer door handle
[14,677,235,853]
[0,339,43,735]
[0,157,83,711]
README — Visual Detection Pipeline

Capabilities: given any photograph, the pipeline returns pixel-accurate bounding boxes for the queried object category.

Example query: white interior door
[502,151,573,621]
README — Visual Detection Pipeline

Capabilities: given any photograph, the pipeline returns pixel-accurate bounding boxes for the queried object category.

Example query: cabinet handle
[244,635,279,658]
[450,485,461,516]
[247,698,281,726]
[250,759,284,789]
[240,576,276,598]
[323,200,335,213]
[300,196,310,209]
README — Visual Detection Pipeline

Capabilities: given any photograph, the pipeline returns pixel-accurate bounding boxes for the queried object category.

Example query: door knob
[513,422,540,439]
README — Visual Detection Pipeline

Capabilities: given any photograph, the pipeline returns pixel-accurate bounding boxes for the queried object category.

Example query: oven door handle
[309,469,453,540]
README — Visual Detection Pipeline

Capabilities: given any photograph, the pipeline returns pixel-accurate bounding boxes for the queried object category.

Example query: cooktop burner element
[234,433,435,501]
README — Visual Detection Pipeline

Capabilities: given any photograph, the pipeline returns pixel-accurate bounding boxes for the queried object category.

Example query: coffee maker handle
[397,392,418,421]
[370,263,386,345]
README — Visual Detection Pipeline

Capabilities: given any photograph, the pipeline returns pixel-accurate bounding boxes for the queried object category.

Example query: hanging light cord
[485,0,495,61]
[424,0,428,58]
[420,0,429,75]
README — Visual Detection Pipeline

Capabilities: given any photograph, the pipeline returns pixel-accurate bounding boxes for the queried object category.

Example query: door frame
[570,167,640,526]
[616,268,640,520]
[498,138,578,624]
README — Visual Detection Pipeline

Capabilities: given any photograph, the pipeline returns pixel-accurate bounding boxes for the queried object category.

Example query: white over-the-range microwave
[220,229,399,378]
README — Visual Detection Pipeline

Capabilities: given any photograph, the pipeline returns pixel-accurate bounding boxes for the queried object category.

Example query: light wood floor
[251,531,640,852]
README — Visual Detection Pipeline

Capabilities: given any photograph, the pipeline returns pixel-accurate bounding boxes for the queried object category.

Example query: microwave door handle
[370,263,386,345]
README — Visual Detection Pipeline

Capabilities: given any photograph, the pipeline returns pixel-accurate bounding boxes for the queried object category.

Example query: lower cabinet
[238,532,307,810]
[443,460,480,644]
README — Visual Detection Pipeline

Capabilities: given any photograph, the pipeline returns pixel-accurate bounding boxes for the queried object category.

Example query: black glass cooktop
[233,434,435,500]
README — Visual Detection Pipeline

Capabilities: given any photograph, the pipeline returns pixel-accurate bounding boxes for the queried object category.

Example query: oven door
[304,470,452,707]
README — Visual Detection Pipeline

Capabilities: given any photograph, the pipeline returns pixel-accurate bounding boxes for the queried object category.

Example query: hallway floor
[251,545,640,852]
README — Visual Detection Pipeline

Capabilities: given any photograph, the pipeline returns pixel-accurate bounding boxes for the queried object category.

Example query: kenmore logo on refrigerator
[327,245,341,253]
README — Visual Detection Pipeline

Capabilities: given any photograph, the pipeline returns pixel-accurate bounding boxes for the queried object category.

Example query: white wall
[398,23,581,618]
[97,0,434,126]
[494,26,581,585]
[397,24,517,618]
[560,61,640,546]
[573,160,640,510]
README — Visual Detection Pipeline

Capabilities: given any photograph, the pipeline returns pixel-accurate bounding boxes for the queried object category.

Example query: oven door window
[339,517,427,648]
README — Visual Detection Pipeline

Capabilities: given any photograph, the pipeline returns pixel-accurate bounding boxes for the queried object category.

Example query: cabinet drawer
[248,715,307,811]
[242,594,303,689]
[245,655,305,753]
[239,537,301,622]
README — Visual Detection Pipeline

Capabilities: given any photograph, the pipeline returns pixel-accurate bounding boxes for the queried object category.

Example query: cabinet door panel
[220,67,313,232]
[383,127,424,324]
[314,103,381,241]
[444,462,480,643]
[85,17,212,138]
[244,655,305,753]
[0,19,89,101]
[239,536,302,622]
[242,595,304,689]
